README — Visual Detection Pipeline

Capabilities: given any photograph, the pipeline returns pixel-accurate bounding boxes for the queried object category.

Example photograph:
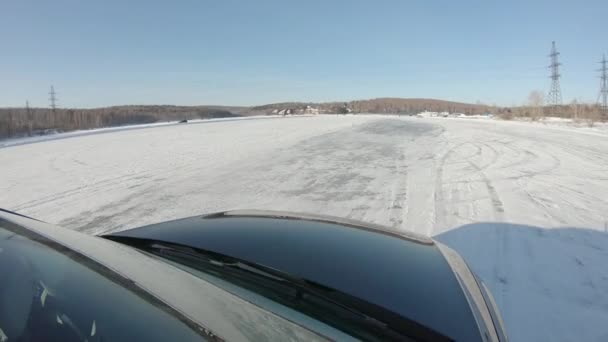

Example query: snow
[1,114,608,341]
[443,114,608,136]
[532,116,608,135]
[0,121,176,148]
[0,115,285,148]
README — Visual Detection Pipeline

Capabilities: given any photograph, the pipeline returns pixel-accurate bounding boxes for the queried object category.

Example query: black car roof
[108,210,483,341]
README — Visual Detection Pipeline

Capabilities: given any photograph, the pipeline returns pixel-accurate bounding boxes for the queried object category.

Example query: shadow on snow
[435,222,608,342]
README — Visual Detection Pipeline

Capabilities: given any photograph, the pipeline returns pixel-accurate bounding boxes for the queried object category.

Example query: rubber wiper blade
[147,243,407,338]
[108,236,451,341]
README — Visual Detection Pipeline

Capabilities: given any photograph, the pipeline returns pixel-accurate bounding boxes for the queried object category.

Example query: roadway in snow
[2,115,608,341]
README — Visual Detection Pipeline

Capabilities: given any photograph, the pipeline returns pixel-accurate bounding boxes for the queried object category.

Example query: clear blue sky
[1,0,606,108]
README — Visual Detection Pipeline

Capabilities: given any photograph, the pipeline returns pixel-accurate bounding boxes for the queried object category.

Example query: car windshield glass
[0,220,206,342]
[121,238,450,342]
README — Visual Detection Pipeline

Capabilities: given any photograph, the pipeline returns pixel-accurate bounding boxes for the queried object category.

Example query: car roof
[108,210,484,341]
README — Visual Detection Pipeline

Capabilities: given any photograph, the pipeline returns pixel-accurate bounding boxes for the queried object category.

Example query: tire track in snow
[492,139,538,171]
[11,170,156,211]
[434,142,505,233]
[433,144,454,232]
[387,152,407,229]
[467,159,505,220]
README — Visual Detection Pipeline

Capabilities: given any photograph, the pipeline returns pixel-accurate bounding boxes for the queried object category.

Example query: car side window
[0,221,205,342]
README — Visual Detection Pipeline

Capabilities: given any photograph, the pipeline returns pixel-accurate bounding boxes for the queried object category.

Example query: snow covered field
[0,115,286,148]
[2,115,608,341]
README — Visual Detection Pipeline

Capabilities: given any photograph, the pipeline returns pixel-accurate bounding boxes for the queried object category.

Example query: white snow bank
[422,114,608,137]
[501,117,608,137]
[535,116,608,132]
[0,115,285,148]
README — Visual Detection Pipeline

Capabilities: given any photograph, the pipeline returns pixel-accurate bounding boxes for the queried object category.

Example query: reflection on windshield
[0,220,205,342]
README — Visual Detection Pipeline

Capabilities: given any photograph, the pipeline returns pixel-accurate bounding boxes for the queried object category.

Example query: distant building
[304,106,319,114]
[417,111,439,118]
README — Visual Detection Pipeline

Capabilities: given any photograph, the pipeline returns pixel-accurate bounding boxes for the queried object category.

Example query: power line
[49,85,58,112]
[598,54,608,114]
[26,100,32,121]
[547,41,562,106]
[26,100,33,135]
[48,85,59,128]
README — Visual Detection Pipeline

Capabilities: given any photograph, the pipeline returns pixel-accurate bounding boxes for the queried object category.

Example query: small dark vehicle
[0,209,507,341]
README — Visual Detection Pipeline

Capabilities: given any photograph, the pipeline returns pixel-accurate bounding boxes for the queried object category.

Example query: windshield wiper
[107,236,452,342]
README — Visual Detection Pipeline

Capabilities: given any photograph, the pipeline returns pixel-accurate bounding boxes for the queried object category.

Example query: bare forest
[0,105,239,139]
[1,98,606,139]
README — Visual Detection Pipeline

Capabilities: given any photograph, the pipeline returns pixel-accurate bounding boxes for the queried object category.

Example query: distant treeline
[0,105,239,139]
[498,104,606,122]
[253,98,493,115]
[347,98,490,114]
[2,98,606,140]
[253,98,607,120]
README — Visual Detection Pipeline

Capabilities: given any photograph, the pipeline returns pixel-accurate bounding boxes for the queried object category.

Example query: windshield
[111,236,453,341]
[1,1,608,341]
[0,219,206,342]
